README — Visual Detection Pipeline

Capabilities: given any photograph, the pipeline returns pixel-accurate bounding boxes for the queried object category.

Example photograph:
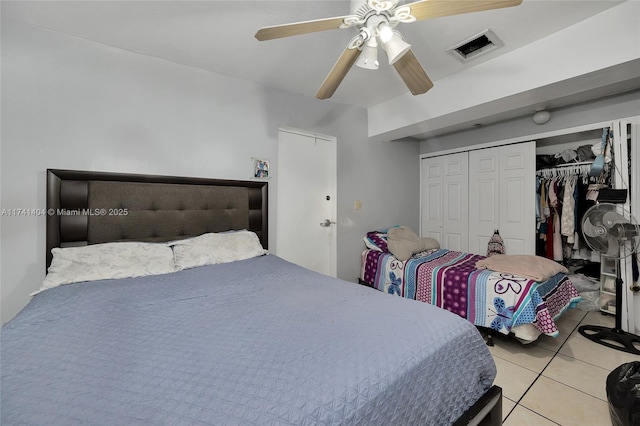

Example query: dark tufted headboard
[46,169,268,269]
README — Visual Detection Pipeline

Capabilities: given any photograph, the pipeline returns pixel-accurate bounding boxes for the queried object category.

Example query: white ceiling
[2,0,627,110]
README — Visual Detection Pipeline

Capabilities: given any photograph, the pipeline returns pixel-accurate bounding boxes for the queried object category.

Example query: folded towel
[475,254,568,282]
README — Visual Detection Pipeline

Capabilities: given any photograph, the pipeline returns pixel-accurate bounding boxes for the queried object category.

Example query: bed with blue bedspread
[2,255,497,425]
[1,169,504,425]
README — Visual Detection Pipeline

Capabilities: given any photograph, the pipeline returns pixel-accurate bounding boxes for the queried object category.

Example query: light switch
[354,200,362,210]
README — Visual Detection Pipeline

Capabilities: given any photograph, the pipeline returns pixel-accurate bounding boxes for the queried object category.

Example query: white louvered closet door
[420,152,469,252]
[468,142,535,256]
[442,153,469,251]
[499,142,536,255]
[420,156,444,243]
[468,149,500,255]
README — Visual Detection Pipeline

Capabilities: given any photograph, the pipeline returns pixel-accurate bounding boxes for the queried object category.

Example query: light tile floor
[489,308,640,426]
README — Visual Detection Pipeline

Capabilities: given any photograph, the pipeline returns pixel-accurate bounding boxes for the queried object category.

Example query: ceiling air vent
[448,29,504,62]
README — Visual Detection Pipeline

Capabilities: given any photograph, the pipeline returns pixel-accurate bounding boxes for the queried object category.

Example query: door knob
[320,219,336,227]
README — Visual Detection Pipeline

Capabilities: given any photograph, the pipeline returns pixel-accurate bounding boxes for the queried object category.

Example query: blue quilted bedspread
[2,255,496,425]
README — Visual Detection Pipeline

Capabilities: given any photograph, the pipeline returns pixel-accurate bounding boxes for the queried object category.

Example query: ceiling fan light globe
[356,57,380,70]
[381,32,411,65]
[378,24,394,43]
[356,43,379,69]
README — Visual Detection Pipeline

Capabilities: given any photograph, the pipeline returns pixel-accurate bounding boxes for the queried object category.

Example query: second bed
[361,247,582,343]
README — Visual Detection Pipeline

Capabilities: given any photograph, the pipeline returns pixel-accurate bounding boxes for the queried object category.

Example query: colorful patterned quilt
[361,249,581,337]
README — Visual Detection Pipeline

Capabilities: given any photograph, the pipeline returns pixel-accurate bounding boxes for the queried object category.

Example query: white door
[420,152,468,251]
[469,142,535,256]
[276,129,337,276]
[442,153,469,251]
[420,156,444,242]
[469,148,500,255]
[498,142,535,255]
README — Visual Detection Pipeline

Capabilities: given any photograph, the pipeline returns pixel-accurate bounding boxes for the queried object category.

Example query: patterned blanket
[362,249,581,337]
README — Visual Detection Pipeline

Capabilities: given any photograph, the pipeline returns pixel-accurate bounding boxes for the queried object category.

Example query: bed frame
[45,168,501,426]
[46,169,268,269]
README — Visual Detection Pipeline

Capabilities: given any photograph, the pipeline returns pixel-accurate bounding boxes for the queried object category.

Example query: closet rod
[539,161,593,169]
[536,161,595,178]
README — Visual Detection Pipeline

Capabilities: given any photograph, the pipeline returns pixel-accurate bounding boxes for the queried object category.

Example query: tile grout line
[504,353,559,424]
[541,375,610,404]
[503,310,590,425]
[507,404,562,425]
[559,311,625,372]
[538,320,613,404]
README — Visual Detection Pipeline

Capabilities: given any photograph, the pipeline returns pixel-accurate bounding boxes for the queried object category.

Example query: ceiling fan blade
[255,16,351,41]
[392,49,434,95]
[402,0,522,21]
[316,43,363,100]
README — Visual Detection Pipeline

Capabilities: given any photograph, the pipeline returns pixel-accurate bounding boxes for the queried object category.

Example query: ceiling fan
[255,0,523,100]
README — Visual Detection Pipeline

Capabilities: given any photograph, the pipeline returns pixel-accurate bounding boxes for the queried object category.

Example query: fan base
[578,325,640,356]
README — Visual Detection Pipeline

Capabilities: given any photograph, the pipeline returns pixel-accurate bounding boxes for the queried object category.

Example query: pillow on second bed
[475,255,569,282]
[387,226,440,261]
[39,242,176,293]
[170,230,267,271]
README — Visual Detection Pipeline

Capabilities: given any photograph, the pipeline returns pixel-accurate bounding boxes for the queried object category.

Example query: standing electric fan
[579,202,640,355]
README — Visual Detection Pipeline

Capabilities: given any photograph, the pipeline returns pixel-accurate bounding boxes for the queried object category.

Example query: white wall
[419,90,640,154]
[0,18,420,324]
[370,1,640,142]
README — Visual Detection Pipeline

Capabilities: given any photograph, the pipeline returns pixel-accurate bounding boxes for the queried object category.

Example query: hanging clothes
[535,134,613,261]
[561,176,577,243]
[553,211,563,262]
[546,214,554,259]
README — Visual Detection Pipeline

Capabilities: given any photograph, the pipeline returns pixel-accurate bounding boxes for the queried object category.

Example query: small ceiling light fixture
[380,30,411,64]
[356,37,379,69]
[533,109,551,125]
[378,21,394,43]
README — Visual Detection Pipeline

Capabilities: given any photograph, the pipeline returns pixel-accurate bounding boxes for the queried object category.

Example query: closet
[534,122,636,323]
[534,128,607,263]
[419,116,639,335]
[420,142,534,256]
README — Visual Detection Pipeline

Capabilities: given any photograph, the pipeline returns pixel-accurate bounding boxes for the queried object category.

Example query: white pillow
[170,230,267,271]
[38,242,176,293]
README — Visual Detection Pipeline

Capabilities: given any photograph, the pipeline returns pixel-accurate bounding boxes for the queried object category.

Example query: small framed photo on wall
[252,158,270,179]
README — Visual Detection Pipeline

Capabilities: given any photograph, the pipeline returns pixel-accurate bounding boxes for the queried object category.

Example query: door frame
[276,127,338,276]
